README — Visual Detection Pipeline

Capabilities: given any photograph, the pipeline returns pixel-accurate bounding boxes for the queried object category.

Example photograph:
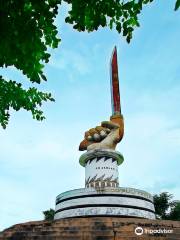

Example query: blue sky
[0,1,180,230]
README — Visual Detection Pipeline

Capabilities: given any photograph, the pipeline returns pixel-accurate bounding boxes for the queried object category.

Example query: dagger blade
[110,46,121,115]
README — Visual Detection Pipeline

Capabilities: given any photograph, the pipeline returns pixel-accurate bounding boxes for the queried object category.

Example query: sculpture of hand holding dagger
[79,46,124,151]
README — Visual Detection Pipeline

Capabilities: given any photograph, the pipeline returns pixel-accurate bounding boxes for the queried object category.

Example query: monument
[1,47,180,240]
[54,47,155,220]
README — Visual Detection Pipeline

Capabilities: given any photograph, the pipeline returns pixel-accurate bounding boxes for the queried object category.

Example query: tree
[153,192,180,220]
[64,0,180,44]
[0,0,60,128]
[167,201,180,220]
[0,0,180,128]
[153,192,173,219]
[43,208,55,221]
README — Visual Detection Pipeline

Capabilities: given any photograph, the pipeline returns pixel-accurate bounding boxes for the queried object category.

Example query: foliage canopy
[0,0,60,128]
[0,0,179,128]
[154,192,180,220]
[43,208,55,221]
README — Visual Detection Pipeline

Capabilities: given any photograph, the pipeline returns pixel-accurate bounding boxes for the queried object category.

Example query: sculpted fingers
[84,128,100,142]
[96,126,106,137]
[80,115,124,151]
[85,131,93,141]
[101,121,119,129]
[84,126,111,142]
[95,126,110,138]
[89,128,101,141]
[79,139,89,151]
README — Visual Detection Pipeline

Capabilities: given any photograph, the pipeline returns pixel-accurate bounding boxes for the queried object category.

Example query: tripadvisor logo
[134,226,173,235]
[135,227,143,235]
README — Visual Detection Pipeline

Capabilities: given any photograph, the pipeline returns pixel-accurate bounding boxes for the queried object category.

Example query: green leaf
[109,19,114,29]
[175,0,180,10]
[0,77,54,128]
[123,1,134,10]
[116,22,121,33]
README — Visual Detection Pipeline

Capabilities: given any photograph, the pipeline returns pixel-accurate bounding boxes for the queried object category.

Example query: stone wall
[0,217,180,240]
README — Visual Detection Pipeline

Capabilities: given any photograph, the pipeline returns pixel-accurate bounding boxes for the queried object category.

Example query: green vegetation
[0,1,179,128]
[154,192,180,220]
[0,0,59,128]
[43,208,55,221]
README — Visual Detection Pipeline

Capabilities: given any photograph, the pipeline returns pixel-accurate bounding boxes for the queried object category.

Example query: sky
[0,1,180,230]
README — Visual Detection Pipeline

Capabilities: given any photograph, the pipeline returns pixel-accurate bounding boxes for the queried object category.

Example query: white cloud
[50,49,92,75]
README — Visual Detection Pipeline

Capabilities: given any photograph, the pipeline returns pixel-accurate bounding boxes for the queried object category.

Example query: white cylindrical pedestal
[79,149,124,188]
[55,149,156,220]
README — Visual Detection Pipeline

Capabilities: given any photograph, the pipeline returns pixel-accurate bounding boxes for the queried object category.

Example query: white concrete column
[79,149,124,188]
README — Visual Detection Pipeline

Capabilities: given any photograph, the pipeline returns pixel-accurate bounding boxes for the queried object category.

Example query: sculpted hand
[79,115,124,151]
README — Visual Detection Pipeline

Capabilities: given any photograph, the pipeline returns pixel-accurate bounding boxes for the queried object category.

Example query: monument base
[55,187,155,220]
[1,217,179,240]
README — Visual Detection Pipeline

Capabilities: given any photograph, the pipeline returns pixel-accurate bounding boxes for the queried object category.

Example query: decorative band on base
[55,206,155,220]
[55,187,155,220]
[79,149,124,167]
